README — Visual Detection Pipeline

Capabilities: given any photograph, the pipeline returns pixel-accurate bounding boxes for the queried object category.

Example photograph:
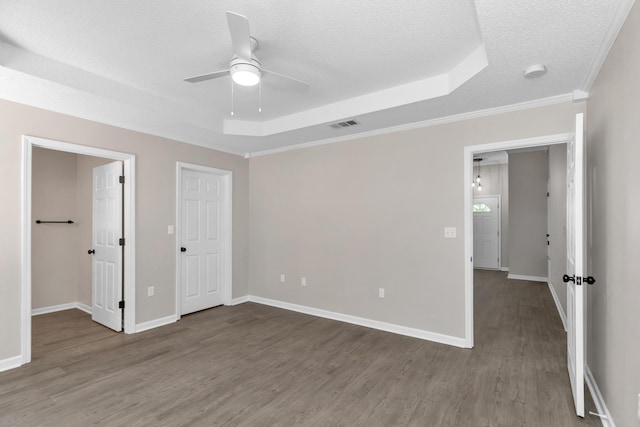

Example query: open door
[565,113,585,416]
[91,161,123,331]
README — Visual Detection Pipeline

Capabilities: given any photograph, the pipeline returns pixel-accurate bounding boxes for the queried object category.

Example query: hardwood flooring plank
[0,271,601,426]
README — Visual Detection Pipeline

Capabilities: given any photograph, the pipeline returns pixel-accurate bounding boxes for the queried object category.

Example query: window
[473,203,492,213]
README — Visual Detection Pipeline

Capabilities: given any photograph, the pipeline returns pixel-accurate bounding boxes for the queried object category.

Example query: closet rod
[35,220,74,224]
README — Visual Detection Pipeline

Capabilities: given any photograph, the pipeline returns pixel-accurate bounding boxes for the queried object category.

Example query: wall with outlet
[249,101,585,338]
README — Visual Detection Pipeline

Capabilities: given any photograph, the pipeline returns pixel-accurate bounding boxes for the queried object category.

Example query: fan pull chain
[230,81,235,116]
[259,81,262,113]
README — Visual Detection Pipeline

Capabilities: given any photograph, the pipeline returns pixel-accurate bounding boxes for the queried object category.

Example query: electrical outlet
[378,288,385,298]
[301,277,307,286]
[444,227,457,238]
[147,286,154,297]
[280,274,285,283]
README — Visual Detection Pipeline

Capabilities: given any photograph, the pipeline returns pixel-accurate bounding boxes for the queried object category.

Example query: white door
[566,113,585,417]
[473,196,500,269]
[180,169,226,315]
[92,161,123,332]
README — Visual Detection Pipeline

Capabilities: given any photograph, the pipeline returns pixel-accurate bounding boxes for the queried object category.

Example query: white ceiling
[0,1,633,156]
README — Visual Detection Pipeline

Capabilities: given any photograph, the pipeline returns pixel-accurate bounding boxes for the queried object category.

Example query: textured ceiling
[0,1,632,155]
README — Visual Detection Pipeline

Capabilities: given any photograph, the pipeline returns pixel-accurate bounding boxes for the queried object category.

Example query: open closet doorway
[21,136,136,365]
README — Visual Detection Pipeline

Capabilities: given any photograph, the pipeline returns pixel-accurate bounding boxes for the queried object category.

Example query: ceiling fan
[184,11,310,92]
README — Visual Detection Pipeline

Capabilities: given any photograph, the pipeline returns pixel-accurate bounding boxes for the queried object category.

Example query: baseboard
[229,296,250,305]
[76,302,92,314]
[248,296,467,348]
[0,355,23,372]
[32,302,92,316]
[585,365,616,427]
[507,274,548,282]
[499,267,509,272]
[135,314,178,333]
[547,282,567,331]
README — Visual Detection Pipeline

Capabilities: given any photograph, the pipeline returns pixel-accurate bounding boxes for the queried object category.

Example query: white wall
[507,151,549,279]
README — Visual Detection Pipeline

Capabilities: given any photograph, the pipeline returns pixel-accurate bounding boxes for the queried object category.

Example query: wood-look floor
[0,270,600,426]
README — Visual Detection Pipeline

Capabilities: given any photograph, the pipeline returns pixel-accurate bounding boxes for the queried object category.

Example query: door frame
[472,195,501,270]
[21,135,136,365]
[463,132,570,348]
[175,162,233,319]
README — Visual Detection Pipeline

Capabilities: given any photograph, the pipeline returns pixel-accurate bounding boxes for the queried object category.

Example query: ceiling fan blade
[226,11,252,62]
[262,69,310,92]
[184,70,229,83]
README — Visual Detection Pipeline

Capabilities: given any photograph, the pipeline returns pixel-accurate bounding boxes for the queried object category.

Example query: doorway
[473,195,501,269]
[175,162,232,318]
[463,133,571,347]
[21,135,136,365]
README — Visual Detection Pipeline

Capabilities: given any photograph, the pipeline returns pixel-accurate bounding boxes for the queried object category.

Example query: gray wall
[472,163,509,270]
[32,148,112,310]
[586,1,640,424]
[249,102,584,338]
[548,144,567,320]
[507,151,549,279]
[32,148,80,309]
[0,99,250,361]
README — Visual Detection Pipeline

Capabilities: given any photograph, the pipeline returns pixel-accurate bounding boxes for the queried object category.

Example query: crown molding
[581,0,637,91]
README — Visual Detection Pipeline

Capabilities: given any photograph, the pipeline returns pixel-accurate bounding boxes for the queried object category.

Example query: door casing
[175,162,233,318]
[21,135,136,365]
[463,132,571,348]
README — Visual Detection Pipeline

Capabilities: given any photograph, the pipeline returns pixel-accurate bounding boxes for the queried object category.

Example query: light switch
[444,227,457,238]
[168,225,174,235]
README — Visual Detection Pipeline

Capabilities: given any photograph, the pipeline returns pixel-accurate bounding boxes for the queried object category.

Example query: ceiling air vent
[329,119,359,129]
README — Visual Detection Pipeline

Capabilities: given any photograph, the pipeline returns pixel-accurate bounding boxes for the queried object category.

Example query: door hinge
[119,176,125,184]
[119,238,125,246]
[119,301,125,309]
[547,192,550,197]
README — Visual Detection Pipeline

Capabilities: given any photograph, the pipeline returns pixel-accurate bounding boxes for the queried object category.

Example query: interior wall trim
[547,282,567,331]
[585,365,616,427]
[580,0,637,92]
[0,355,23,373]
[135,314,178,333]
[506,274,548,282]
[247,295,468,348]
[31,302,92,316]
[229,296,250,305]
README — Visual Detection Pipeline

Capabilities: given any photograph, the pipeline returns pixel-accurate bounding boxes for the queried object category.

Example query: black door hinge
[119,301,125,309]
[119,176,125,184]
[119,238,125,246]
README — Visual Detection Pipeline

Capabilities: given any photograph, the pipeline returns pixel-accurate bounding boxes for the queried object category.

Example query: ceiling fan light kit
[231,60,261,86]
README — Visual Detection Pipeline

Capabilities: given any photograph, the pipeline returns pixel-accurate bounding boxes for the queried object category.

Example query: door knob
[88,249,95,254]
[563,274,575,283]
[180,247,187,252]
[584,276,596,285]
